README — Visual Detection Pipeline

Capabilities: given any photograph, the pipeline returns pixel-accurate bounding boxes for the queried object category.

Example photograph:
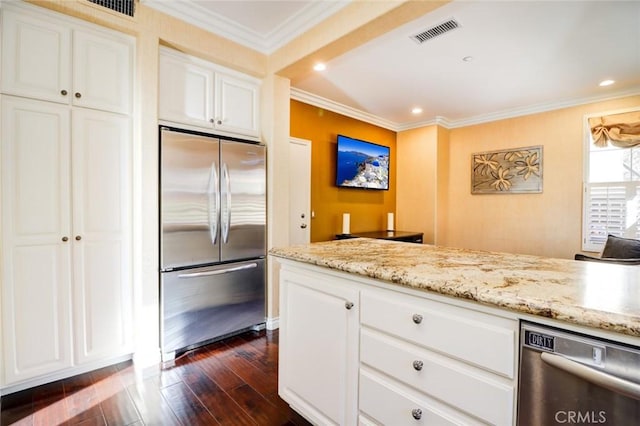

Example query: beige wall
[419,95,640,259]
[396,125,438,243]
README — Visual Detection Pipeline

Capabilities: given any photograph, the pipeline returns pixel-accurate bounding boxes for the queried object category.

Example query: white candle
[387,212,394,231]
[342,213,350,235]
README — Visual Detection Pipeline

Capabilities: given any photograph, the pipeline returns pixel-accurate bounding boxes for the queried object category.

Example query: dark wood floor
[1,329,312,426]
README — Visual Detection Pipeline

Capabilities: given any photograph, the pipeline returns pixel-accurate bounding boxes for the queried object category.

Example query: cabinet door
[159,52,214,128]
[73,30,133,114]
[71,109,133,364]
[1,96,73,384]
[215,72,260,137]
[0,9,72,104]
[279,268,359,425]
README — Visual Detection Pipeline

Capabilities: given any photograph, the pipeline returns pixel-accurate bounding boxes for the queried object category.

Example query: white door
[71,109,133,364]
[1,96,73,384]
[279,270,359,425]
[289,138,311,245]
[0,9,71,104]
[73,29,133,114]
[158,50,214,128]
[215,72,259,137]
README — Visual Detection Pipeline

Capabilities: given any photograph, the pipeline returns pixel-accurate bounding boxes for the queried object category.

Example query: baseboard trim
[266,316,279,330]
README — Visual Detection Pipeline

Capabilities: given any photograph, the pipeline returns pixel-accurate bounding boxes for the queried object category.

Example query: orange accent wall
[290,100,396,242]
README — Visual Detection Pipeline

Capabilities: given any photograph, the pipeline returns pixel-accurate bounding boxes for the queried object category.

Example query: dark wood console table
[336,230,423,244]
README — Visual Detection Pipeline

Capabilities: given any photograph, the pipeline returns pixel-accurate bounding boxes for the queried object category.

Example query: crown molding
[290,88,399,131]
[141,0,348,54]
[266,1,350,54]
[292,86,640,133]
[445,87,640,129]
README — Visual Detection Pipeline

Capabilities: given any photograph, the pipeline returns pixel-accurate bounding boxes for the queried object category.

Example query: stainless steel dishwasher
[517,322,640,425]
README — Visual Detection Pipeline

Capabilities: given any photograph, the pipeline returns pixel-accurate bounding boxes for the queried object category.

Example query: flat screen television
[336,134,389,190]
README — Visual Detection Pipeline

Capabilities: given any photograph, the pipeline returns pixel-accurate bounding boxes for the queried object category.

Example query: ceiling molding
[141,0,349,54]
[292,86,640,133]
[444,87,640,129]
[290,88,399,131]
[266,1,350,54]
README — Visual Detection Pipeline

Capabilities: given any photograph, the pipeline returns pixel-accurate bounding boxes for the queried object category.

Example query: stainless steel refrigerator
[159,126,266,361]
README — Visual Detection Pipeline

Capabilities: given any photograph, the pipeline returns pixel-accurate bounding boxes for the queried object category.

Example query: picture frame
[471,145,543,194]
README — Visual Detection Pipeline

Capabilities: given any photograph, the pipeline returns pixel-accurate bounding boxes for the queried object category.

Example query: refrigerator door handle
[177,262,258,278]
[221,162,231,243]
[207,161,220,245]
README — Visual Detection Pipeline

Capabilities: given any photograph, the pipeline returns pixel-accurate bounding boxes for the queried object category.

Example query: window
[583,109,640,251]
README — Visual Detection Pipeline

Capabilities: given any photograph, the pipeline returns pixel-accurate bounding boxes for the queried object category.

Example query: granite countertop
[269,238,640,337]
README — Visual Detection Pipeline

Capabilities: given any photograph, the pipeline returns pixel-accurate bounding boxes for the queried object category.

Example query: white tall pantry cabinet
[0,2,134,390]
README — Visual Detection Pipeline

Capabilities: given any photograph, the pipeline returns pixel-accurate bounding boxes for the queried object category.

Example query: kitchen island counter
[270,238,640,337]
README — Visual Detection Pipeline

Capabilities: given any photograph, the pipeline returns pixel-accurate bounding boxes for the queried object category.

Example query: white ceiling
[143,0,640,130]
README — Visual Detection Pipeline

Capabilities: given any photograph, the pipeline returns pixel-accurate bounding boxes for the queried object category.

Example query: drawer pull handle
[412,314,423,324]
[412,360,424,371]
[345,301,354,310]
[412,408,422,420]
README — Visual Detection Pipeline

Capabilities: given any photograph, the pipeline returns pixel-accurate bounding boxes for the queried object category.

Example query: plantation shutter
[584,182,640,250]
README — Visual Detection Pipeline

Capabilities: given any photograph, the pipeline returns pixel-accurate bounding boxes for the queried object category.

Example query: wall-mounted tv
[336,134,390,190]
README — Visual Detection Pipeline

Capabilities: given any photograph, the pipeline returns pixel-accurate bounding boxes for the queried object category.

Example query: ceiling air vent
[88,0,135,17]
[410,19,460,44]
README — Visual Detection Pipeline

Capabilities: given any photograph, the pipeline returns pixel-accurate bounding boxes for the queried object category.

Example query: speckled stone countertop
[270,238,640,337]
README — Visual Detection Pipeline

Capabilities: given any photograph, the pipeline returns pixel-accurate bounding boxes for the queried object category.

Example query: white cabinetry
[158,47,260,138]
[0,97,73,384]
[1,7,132,114]
[279,266,359,426]
[278,261,519,425]
[0,2,133,389]
[359,289,517,426]
[71,108,132,365]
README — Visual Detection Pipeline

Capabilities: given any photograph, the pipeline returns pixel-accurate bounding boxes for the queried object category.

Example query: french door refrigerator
[159,126,266,361]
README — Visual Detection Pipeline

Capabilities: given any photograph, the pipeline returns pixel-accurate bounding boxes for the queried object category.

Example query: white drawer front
[359,369,484,426]
[361,290,516,378]
[361,329,514,426]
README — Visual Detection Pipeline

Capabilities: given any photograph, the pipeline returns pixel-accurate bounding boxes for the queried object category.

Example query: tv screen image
[336,135,389,190]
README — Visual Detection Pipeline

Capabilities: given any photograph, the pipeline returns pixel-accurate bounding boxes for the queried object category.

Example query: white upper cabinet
[159,47,261,138]
[159,52,214,128]
[72,29,133,114]
[215,72,259,137]
[0,9,71,104]
[1,5,133,114]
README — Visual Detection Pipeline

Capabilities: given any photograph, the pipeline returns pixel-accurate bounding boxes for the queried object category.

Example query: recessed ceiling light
[313,63,326,72]
[599,79,615,87]
[411,107,423,114]
[462,56,474,62]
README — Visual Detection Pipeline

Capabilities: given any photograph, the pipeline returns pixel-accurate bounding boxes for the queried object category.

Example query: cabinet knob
[75,235,82,241]
[75,92,82,99]
[62,236,69,242]
[411,408,422,420]
[412,360,424,371]
[412,313,423,324]
[60,89,68,96]
[300,223,307,229]
[217,119,223,125]
[209,118,215,123]
[345,301,354,310]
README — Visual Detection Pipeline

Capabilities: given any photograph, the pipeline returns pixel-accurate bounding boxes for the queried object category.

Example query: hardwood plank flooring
[1,329,312,426]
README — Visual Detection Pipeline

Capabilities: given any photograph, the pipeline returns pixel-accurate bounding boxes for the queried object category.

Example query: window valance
[588,110,640,148]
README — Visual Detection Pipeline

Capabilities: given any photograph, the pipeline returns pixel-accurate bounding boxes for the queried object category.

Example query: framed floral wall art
[471,146,543,194]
